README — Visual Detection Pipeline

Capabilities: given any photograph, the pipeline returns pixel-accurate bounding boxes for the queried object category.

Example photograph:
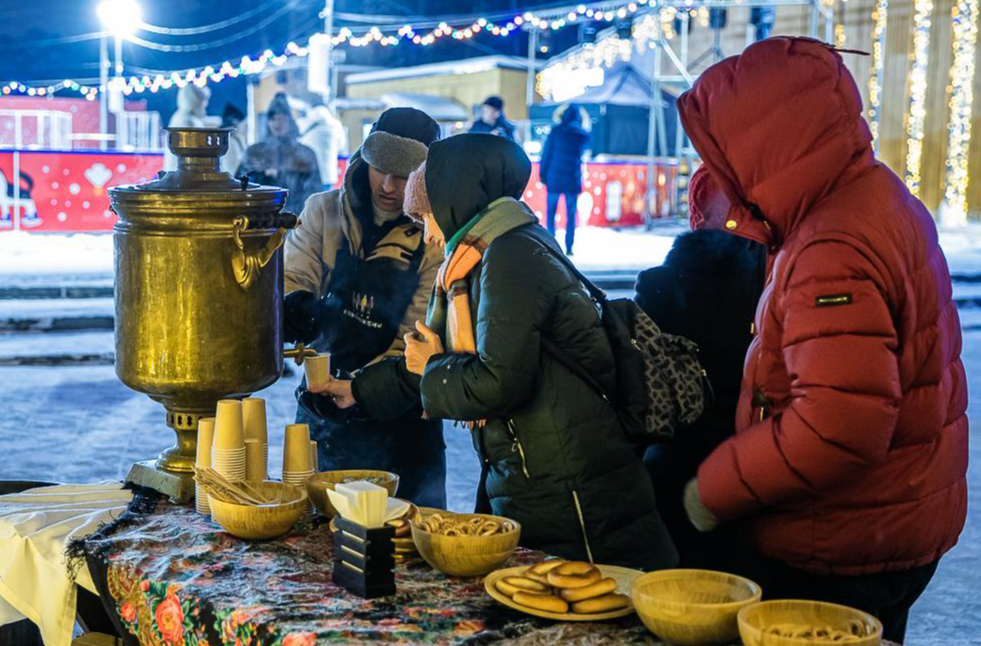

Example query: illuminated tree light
[943,0,979,223]
[904,0,933,196]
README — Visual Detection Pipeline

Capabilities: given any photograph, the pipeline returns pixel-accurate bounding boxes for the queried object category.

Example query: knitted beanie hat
[403,161,430,222]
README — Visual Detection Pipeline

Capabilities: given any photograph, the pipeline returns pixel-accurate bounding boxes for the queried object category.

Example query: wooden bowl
[208,481,307,540]
[305,470,399,518]
[410,513,521,577]
[631,569,762,646]
[738,600,882,646]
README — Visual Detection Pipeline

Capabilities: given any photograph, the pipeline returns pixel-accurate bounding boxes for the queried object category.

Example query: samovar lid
[110,128,287,205]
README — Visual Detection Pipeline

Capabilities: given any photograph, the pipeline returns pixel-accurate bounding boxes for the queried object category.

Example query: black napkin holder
[332,515,396,599]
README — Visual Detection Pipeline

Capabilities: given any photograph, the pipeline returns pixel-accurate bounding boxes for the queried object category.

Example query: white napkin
[326,486,409,529]
[0,482,132,646]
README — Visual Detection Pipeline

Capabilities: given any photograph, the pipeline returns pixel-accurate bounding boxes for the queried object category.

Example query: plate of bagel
[485,559,642,621]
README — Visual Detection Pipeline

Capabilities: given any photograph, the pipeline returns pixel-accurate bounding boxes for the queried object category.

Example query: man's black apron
[296,222,446,508]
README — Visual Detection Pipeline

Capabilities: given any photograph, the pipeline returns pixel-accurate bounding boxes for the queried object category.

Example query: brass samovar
[111,128,297,502]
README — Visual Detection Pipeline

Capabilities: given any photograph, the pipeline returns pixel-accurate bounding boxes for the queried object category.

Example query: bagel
[495,579,522,598]
[513,591,570,614]
[502,576,549,593]
[559,577,617,602]
[571,593,631,614]
[528,560,565,576]
[524,570,552,586]
[547,561,602,589]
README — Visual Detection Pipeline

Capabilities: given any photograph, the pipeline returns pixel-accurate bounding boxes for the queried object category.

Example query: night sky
[0,0,582,119]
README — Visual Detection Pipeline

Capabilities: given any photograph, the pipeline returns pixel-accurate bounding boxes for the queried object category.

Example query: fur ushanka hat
[361,108,440,178]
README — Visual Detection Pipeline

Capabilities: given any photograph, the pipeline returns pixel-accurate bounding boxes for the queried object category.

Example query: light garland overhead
[0,0,657,97]
[943,0,979,223]
[904,0,933,196]
[867,0,888,148]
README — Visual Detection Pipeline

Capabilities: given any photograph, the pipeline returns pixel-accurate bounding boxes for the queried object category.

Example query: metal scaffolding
[530,0,835,223]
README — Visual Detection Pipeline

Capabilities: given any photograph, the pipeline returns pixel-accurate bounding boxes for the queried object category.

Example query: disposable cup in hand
[195,418,216,468]
[283,424,312,473]
[214,399,245,450]
[304,353,331,389]
[242,398,268,445]
[245,438,266,481]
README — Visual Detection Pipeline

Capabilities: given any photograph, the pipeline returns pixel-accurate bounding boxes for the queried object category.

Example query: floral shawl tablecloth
[76,490,665,646]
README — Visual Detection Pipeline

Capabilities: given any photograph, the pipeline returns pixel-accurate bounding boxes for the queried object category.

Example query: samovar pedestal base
[126,460,196,503]
[124,405,209,504]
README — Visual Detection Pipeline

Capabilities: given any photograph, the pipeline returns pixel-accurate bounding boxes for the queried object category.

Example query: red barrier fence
[1,150,676,232]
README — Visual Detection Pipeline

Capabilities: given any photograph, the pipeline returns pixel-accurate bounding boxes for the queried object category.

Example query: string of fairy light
[867,0,888,147]
[904,0,933,197]
[0,0,654,99]
[943,0,979,222]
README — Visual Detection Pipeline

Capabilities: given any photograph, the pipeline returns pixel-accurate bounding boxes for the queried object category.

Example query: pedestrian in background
[237,93,322,215]
[540,104,590,255]
[469,96,516,141]
[219,103,248,176]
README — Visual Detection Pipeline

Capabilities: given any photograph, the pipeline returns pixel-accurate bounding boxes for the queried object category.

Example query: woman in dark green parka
[402,134,678,571]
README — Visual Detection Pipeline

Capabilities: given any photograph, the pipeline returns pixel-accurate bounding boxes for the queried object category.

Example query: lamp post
[96,0,143,150]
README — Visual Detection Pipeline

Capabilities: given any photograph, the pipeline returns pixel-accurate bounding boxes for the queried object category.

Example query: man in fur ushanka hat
[283,107,447,508]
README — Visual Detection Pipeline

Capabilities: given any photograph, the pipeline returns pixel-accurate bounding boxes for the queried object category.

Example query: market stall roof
[563,63,675,108]
[379,93,469,121]
[345,55,540,85]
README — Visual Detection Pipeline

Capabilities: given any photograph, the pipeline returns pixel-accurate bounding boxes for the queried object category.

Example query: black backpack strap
[534,237,613,404]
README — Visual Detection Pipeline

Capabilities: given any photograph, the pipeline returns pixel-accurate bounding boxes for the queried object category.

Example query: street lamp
[96,0,142,149]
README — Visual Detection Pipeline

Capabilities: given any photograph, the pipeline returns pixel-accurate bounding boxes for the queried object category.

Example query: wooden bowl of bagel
[410,512,520,577]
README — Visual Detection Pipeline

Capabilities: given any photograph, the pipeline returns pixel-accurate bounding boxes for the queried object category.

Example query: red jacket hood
[678,37,875,247]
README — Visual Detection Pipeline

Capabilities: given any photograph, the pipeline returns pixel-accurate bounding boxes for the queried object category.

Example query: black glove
[284,290,323,345]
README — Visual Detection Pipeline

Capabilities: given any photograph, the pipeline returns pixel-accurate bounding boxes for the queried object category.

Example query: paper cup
[195,417,216,468]
[283,424,312,473]
[304,353,331,389]
[246,438,266,481]
[242,398,268,445]
[214,399,245,450]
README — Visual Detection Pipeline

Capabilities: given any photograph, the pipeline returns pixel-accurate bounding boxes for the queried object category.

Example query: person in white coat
[164,85,214,170]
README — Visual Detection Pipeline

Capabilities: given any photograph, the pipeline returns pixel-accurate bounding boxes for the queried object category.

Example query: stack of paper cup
[245,439,266,481]
[194,417,216,516]
[283,423,315,511]
[212,399,246,483]
[242,398,268,479]
[309,440,319,473]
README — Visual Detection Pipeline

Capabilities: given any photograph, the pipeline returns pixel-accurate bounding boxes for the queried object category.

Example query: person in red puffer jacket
[677,38,968,643]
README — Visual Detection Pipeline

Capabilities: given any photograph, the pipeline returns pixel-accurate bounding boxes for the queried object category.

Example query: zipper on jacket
[506,419,531,479]
[572,490,595,564]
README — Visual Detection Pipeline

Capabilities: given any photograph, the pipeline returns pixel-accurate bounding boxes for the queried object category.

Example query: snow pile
[0,231,113,277]
[939,226,981,275]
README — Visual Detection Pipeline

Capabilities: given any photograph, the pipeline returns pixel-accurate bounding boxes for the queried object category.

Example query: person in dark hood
[468,96,516,141]
[237,93,322,214]
[540,104,590,255]
[394,133,677,571]
[635,178,767,568]
[282,107,446,508]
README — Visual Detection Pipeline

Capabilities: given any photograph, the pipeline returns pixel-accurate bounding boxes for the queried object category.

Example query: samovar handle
[230,213,298,290]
